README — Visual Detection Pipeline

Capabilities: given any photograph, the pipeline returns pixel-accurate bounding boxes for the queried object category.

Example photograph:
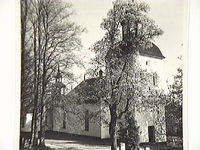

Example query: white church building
[21,1,168,147]
[41,35,167,146]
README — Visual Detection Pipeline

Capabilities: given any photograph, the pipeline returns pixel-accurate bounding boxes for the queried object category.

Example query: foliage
[166,67,183,137]
[101,1,163,48]
[118,112,140,150]
[88,0,163,77]
[167,68,183,106]
[20,0,84,147]
[87,1,164,150]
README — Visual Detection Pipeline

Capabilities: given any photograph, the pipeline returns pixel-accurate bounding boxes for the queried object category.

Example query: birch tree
[21,0,84,147]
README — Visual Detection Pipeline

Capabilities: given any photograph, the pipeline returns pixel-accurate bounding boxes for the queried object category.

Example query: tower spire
[55,63,62,83]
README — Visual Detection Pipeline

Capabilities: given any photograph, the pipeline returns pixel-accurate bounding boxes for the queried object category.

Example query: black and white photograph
[19,0,187,150]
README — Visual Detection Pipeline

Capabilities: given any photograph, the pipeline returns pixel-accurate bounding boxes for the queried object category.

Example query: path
[45,138,111,150]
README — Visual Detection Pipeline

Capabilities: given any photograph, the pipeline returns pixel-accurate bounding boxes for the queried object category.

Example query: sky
[67,0,188,85]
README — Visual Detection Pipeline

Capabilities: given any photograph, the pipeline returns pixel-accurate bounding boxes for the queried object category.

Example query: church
[42,17,166,146]
[21,4,168,149]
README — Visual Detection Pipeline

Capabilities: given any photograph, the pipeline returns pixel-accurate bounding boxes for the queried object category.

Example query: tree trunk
[111,131,118,150]
[39,81,46,146]
[30,112,38,147]
[39,87,45,146]
[39,9,49,145]
[109,104,118,150]
[30,22,39,148]
[39,105,45,146]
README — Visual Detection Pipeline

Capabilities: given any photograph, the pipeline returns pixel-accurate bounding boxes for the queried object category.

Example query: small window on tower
[149,87,151,91]
[153,76,155,86]
[153,75,157,86]
[146,60,150,66]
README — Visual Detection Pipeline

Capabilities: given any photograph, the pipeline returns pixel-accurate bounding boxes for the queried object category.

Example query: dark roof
[105,43,134,61]
[66,77,106,104]
[139,43,165,59]
[105,42,165,61]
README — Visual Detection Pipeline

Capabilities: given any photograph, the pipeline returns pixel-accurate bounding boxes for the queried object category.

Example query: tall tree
[166,67,183,138]
[90,1,163,150]
[118,112,140,150]
[20,0,84,147]
[20,0,36,147]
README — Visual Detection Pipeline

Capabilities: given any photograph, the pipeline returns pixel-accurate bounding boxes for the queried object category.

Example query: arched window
[62,112,66,129]
[85,110,89,131]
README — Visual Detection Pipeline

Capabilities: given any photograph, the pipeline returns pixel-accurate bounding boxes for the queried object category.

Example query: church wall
[43,44,167,142]
[50,103,102,138]
[137,55,166,91]
[135,105,166,143]
[155,104,167,142]
[105,50,167,142]
[100,106,110,139]
[134,55,167,143]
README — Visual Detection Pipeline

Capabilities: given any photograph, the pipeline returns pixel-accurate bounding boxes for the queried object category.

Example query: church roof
[105,42,165,61]
[66,77,106,104]
[139,43,165,59]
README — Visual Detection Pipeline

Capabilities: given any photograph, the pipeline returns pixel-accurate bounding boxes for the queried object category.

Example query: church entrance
[148,126,155,143]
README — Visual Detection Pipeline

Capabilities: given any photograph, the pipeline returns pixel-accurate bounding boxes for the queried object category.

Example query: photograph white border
[0,0,199,149]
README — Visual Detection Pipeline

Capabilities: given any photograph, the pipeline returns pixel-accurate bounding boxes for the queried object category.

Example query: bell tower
[119,0,136,43]
[121,19,131,42]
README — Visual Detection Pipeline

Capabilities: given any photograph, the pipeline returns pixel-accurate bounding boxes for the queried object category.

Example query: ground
[21,132,183,150]
[22,131,111,150]
[23,139,182,150]
[45,132,111,150]
[45,139,110,150]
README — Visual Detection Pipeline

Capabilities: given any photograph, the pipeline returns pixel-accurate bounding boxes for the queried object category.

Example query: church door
[148,126,155,142]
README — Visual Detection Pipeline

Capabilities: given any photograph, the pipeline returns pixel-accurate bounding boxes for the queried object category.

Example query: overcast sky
[67,0,188,84]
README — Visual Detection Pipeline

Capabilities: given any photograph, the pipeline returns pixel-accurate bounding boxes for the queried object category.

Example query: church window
[149,87,151,91]
[45,114,48,125]
[62,112,66,129]
[85,110,89,131]
[153,75,157,86]
[146,60,150,66]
